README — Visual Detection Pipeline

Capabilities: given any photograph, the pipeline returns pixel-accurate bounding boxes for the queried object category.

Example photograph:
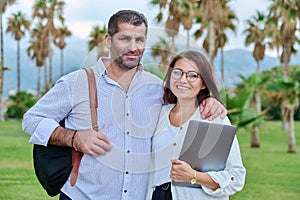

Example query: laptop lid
[179,120,237,172]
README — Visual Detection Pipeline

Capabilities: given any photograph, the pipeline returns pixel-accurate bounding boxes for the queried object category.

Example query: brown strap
[70,68,98,186]
[83,68,98,132]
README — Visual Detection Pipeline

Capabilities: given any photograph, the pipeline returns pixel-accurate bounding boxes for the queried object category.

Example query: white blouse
[148,104,246,200]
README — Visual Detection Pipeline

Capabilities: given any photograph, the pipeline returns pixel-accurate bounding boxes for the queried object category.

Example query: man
[22,10,227,200]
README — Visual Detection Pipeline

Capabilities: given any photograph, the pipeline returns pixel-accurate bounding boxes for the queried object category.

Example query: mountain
[3,40,300,99]
[214,49,300,87]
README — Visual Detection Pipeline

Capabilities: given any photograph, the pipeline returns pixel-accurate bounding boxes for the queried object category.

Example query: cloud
[4,0,273,53]
[66,21,106,39]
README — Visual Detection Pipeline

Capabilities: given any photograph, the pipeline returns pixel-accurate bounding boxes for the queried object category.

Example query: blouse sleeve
[201,136,246,197]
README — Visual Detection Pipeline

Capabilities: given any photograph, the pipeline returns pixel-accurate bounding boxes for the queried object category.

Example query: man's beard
[115,51,142,70]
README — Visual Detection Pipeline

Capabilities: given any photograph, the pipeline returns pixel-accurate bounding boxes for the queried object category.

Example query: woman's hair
[108,10,148,36]
[163,50,223,106]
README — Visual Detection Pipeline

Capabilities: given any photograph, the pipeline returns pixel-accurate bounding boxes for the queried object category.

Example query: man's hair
[108,10,148,36]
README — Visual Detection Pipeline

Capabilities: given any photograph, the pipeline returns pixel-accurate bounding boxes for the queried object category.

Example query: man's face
[106,22,147,70]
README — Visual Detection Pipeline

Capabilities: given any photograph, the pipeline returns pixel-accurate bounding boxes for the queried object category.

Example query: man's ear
[105,33,111,49]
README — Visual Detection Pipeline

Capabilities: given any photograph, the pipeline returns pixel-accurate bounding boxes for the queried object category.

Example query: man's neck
[104,60,138,92]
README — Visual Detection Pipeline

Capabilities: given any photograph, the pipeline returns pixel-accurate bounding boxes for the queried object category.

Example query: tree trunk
[283,45,289,78]
[49,54,52,85]
[17,40,20,92]
[250,127,261,148]
[60,49,64,77]
[251,90,262,148]
[287,108,296,153]
[251,126,260,148]
[37,66,41,97]
[186,29,190,50]
[208,22,214,63]
[0,14,4,121]
[44,64,47,92]
[171,36,175,50]
[221,47,224,81]
[281,102,289,131]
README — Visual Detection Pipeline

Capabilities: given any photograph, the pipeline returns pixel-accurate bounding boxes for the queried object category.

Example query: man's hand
[74,129,111,157]
[200,97,227,121]
[49,126,111,157]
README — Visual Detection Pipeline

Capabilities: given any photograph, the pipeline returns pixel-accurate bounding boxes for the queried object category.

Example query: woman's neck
[169,99,198,127]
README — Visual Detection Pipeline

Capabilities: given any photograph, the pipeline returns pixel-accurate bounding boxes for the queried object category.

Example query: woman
[149,50,246,200]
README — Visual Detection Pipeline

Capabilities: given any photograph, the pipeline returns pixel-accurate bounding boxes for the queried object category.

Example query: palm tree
[217,0,237,81]
[178,0,194,49]
[151,37,175,74]
[266,67,300,153]
[268,0,299,78]
[222,80,268,129]
[88,24,108,60]
[29,22,49,95]
[243,10,269,147]
[236,73,270,148]
[6,11,30,92]
[268,0,299,132]
[0,0,16,121]
[32,0,65,85]
[53,25,71,77]
[198,0,222,62]
[27,40,41,95]
[149,0,181,48]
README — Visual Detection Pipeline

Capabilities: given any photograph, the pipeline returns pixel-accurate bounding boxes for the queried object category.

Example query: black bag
[33,144,72,197]
[32,68,97,197]
[33,119,72,197]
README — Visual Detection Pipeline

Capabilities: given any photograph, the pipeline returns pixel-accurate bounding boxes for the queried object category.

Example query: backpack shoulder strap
[70,67,98,186]
[83,68,98,132]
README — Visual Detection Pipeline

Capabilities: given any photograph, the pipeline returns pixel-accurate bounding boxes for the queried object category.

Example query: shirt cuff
[29,118,60,146]
[201,171,233,196]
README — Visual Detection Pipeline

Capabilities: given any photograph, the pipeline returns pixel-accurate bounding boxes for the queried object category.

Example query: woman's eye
[189,74,198,78]
[174,71,182,75]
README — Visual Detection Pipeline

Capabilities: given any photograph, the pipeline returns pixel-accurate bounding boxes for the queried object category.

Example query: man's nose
[128,40,138,51]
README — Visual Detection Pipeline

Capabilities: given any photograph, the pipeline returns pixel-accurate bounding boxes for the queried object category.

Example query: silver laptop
[173,120,236,187]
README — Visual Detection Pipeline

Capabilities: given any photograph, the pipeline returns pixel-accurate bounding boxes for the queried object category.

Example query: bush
[5,91,37,119]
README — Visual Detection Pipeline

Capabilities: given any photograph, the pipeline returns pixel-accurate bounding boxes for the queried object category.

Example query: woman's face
[170,58,206,101]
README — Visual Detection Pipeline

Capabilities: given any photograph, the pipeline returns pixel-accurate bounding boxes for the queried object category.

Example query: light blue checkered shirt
[23,58,163,200]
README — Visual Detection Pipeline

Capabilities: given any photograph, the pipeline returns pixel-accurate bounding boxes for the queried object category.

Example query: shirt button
[127,150,130,153]
[124,190,127,193]
[126,113,129,116]
[231,176,234,181]
[173,143,176,146]
[180,127,183,130]
[126,131,130,135]
[125,171,129,174]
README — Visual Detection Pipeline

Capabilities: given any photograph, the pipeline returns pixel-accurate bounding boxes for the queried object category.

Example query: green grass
[0,121,57,200]
[231,121,300,200]
[0,120,300,199]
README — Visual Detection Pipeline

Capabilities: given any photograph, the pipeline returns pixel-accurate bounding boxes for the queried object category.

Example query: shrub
[5,91,37,119]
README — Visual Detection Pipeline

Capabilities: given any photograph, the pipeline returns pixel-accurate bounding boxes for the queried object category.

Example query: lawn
[0,120,299,199]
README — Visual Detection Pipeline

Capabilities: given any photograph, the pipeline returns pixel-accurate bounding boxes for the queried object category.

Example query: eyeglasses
[171,69,200,82]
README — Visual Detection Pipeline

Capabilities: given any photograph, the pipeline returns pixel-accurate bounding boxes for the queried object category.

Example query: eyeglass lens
[171,69,199,82]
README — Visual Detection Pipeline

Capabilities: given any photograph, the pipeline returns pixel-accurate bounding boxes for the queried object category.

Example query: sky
[4,0,273,55]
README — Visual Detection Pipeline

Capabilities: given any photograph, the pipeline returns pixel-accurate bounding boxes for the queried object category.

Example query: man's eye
[121,37,130,40]
[136,38,145,42]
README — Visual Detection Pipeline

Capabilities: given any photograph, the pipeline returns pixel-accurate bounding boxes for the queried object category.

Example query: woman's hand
[170,159,194,183]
